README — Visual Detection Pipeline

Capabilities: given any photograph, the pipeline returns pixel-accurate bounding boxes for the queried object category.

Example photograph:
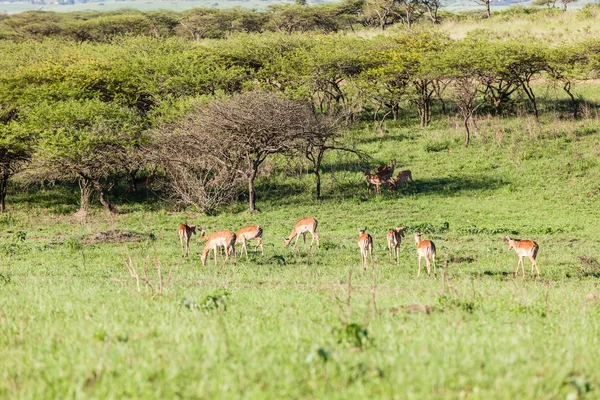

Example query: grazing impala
[387,226,406,263]
[236,224,264,257]
[395,170,414,189]
[415,232,437,278]
[178,223,197,257]
[200,230,237,267]
[358,228,374,271]
[506,236,540,277]
[283,217,319,249]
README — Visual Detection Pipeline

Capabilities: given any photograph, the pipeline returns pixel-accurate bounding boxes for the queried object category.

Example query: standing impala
[395,170,414,189]
[415,232,437,278]
[236,224,264,257]
[357,228,374,271]
[178,223,197,258]
[200,230,237,267]
[365,172,394,194]
[283,217,319,249]
[506,236,540,277]
[387,226,406,263]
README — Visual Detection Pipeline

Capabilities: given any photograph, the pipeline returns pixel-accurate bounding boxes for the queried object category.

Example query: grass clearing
[2,108,600,397]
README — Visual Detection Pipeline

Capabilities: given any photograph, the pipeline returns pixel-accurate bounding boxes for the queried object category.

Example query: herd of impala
[178,159,541,277]
[178,218,540,278]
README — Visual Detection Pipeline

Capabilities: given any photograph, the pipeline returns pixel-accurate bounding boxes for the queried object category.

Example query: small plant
[335,323,371,349]
[424,139,451,153]
[1,231,28,257]
[63,238,84,251]
[200,289,230,314]
[112,255,175,299]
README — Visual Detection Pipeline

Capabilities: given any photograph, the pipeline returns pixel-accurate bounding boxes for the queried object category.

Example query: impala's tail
[531,242,539,259]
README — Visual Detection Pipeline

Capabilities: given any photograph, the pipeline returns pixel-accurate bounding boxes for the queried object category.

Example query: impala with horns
[387,226,406,263]
[506,236,540,277]
[357,228,374,271]
[283,217,319,249]
[236,224,264,257]
[415,232,437,278]
[200,230,237,267]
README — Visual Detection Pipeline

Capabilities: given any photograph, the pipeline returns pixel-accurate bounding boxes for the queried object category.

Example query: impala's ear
[505,236,510,241]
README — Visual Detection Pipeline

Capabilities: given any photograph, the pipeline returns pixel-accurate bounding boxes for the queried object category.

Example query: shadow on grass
[9,182,161,215]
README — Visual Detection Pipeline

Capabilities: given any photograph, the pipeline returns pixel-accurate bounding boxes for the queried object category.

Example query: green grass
[2,111,600,398]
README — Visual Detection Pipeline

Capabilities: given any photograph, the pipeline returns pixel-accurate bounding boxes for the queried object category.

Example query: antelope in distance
[200,230,237,267]
[376,159,397,181]
[365,172,395,194]
[415,232,437,278]
[236,224,264,257]
[358,228,374,271]
[506,236,540,277]
[395,170,414,189]
[387,226,406,263]
[283,217,319,250]
[178,223,197,257]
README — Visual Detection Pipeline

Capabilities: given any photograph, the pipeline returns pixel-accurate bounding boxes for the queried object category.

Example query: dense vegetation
[2,4,600,398]
[2,5,600,213]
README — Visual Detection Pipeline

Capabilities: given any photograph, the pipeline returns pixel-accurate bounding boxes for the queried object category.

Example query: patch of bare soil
[83,230,154,245]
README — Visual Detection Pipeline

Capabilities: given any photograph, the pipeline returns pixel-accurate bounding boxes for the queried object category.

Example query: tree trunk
[0,170,8,214]
[314,166,321,200]
[92,180,118,213]
[486,0,491,17]
[314,150,325,200]
[248,169,258,212]
[464,114,471,147]
[564,82,578,119]
[78,177,93,213]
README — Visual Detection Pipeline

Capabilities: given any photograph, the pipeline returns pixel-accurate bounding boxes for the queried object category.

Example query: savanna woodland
[2,2,600,398]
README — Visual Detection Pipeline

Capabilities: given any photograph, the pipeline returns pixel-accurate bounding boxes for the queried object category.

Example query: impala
[395,170,414,189]
[376,159,397,181]
[178,223,197,258]
[506,236,540,277]
[283,217,319,249]
[236,224,264,257]
[387,226,406,263]
[415,232,437,278]
[357,228,374,271]
[365,172,394,194]
[200,230,237,267]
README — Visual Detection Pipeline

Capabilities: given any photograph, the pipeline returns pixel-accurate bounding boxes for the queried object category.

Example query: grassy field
[2,103,600,398]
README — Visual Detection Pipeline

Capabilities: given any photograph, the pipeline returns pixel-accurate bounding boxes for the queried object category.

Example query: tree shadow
[395,176,508,196]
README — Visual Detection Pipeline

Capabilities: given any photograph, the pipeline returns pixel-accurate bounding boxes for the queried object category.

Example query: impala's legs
[293,234,301,249]
[520,257,525,277]
[426,257,431,277]
[418,255,422,277]
[530,256,540,277]
[302,232,307,248]
[514,260,520,276]
[369,245,373,267]
[213,247,218,267]
[432,253,437,278]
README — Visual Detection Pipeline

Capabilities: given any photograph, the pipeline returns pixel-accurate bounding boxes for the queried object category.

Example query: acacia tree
[301,114,366,199]
[0,116,32,213]
[191,91,334,212]
[27,100,144,214]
